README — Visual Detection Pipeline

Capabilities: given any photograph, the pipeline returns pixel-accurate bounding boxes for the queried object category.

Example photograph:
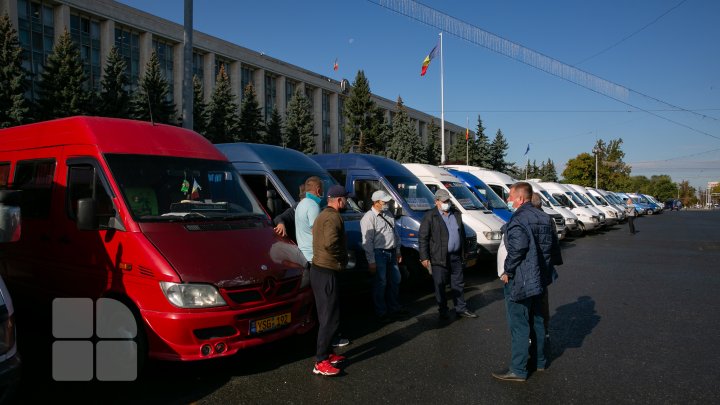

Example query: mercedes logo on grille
[262,277,276,296]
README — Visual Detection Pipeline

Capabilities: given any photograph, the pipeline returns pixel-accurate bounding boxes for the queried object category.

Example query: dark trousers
[628,216,636,234]
[310,266,339,362]
[431,253,468,313]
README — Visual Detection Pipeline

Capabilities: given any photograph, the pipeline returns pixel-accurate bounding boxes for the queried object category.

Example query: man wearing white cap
[360,190,405,323]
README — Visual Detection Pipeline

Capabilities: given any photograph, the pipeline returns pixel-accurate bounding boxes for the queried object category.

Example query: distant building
[0,0,471,154]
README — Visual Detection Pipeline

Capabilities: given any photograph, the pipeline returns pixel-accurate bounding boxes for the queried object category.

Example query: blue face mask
[306,192,323,205]
[507,201,516,211]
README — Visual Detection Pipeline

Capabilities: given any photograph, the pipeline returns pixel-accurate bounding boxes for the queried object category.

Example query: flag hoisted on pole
[333,58,338,71]
[421,33,444,163]
[524,144,531,180]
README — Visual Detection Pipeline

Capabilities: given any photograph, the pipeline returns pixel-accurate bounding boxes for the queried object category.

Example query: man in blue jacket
[493,182,561,382]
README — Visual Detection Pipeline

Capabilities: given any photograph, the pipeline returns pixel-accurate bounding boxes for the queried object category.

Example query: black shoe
[377,314,393,324]
[492,369,526,382]
[457,310,478,319]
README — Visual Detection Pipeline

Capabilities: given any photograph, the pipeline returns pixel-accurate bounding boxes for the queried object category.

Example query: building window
[241,66,253,100]
[264,74,276,121]
[338,96,345,151]
[153,38,175,100]
[285,80,296,109]
[115,26,140,90]
[192,51,203,83]
[70,14,101,92]
[322,91,330,154]
[17,0,55,101]
[304,85,314,111]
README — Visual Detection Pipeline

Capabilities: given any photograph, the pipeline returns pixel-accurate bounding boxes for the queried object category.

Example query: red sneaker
[328,353,346,366]
[313,360,340,376]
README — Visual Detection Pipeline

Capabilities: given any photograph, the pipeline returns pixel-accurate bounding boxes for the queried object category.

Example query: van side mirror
[393,204,403,218]
[77,198,99,231]
[0,190,22,243]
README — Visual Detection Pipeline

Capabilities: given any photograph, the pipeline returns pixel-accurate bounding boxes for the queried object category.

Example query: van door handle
[58,235,71,244]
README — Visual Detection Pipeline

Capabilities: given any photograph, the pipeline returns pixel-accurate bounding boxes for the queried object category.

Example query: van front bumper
[141,288,315,361]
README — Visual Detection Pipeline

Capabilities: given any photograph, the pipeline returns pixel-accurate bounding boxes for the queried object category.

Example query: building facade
[0,0,470,154]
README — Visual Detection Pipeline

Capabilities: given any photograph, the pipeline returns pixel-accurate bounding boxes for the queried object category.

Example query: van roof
[0,116,225,160]
[216,142,323,171]
[443,165,515,185]
[403,163,458,182]
[446,169,489,187]
[311,153,415,177]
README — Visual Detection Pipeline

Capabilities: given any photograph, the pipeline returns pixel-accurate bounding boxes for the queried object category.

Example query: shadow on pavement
[547,295,601,364]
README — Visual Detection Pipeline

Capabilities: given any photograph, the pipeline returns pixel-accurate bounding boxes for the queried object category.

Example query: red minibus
[0,117,315,362]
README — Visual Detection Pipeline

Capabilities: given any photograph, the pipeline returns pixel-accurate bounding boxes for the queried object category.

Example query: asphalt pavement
[14,210,720,404]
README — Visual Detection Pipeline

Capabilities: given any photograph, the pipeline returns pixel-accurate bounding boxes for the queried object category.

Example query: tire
[646,209,653,215]
[578,221,586,233]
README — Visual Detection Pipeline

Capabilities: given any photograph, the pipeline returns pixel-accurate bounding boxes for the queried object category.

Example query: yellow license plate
[465,258,477,268]
[250,313,291,334]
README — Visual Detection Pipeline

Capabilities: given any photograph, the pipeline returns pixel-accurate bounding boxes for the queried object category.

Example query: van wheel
[578,222,586,233]
[101,297,148,377]
[646,209,653,215]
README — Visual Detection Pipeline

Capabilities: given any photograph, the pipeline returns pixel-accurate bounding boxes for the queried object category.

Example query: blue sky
[119,0,720,190]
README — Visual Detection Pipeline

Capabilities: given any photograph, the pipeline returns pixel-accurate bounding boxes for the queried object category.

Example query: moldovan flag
[466,128,470,141]
[191,178,202,199]
[333,58,338,71]
[420,42,439,76]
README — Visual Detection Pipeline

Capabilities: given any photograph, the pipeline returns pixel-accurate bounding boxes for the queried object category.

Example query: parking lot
[14,210,720,404]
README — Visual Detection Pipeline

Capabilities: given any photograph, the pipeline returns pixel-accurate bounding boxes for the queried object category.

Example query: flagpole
[466,116,469,166]
[440,32,445,165]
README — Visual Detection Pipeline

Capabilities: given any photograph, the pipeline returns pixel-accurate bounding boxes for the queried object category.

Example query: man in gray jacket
[493,182,560,382]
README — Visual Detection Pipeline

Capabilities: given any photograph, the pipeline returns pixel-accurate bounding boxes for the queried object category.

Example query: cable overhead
[574,0,689,66]
[369,0,720,140]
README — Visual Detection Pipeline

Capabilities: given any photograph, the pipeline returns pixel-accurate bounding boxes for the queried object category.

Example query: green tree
[678,180,697,206]
[369,106,389,155]
[649,175,677,200]
[98,45,129,118]
[129,51,176,124]
[473,115,492,168]
[342,70,375,152]
[489,129,510,173]
[627,175,651,194]
[386,96,425,163]
[596,138,631,190]
[541,158,558,182]
[0,13,29,127]
[36,30,89,120]
[284,89,315,154]
[264,105,283,146]
[447,134,468,164]
[192,75,208,136]
[425,118,441,165]
[205,65,240,143]
[562,153,595,186]
[238,83,263,143]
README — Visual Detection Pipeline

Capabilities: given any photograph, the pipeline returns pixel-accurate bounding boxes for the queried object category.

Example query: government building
[0,0,469,153]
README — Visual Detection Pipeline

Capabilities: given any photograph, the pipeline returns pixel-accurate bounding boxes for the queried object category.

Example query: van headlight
[566,218,575,224]
[483,231,503,240]
[159,282,227,308]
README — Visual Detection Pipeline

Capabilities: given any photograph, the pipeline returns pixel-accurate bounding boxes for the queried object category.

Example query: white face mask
[440,202,451,212]
[507,201,515,211]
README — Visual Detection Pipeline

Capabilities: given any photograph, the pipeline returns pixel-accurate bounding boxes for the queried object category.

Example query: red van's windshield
[105,154,266,222]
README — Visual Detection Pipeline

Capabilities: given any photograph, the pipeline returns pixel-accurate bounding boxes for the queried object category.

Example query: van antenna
[146,92,155,126]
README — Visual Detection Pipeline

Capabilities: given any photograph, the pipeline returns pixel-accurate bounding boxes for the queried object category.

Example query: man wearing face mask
[310,185,350,376]
[360,190,405,323]
[419,189,477,320]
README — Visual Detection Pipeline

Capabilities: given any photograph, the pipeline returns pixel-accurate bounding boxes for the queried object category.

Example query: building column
[54,3,70,38]
[329,92,339,153]
[312,87,322,154]
[138,32,153,79]
[230,61,241,100]
[99,19,115,77]
[276,75,287,118]
[173,42,183,110]
[252,68,266,117]
[203,52,215,100]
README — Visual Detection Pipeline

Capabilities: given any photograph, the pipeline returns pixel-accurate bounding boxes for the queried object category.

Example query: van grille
[223,276,301,306]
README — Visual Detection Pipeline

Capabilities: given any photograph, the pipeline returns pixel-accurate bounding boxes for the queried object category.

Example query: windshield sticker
[457,198,473,207]
[406,197,431,210]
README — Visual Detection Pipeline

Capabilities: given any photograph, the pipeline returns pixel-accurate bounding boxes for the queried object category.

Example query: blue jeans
[372,249,401,316]
[503,282,546,378]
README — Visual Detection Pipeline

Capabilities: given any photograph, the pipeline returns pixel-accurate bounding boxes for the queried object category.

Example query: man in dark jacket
[419,189,477,320]
[493,182,561,382]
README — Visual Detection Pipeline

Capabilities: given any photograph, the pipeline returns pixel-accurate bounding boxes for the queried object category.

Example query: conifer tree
[342,70,375,152]
[542,158,559,182]
[129,51,176,124]
[36,30,89,120]
[98,45,129,118]
[473,115,492,168]
[264,105,283,146]
[192,75,208,136]
[205,65,240,143]
[489,128,510,173]
[238,83,263,143]
[284,89,315,154]
[366,106,389,155]
[0,13,29,127]
[425,119,441,165]
[386,96,425,163]
[447,135,468,164]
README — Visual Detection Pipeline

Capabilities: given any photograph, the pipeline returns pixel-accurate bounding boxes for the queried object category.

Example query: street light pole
[592,146,601,189]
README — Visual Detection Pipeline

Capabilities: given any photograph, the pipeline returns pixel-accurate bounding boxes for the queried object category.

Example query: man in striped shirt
[360,190,406,323]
